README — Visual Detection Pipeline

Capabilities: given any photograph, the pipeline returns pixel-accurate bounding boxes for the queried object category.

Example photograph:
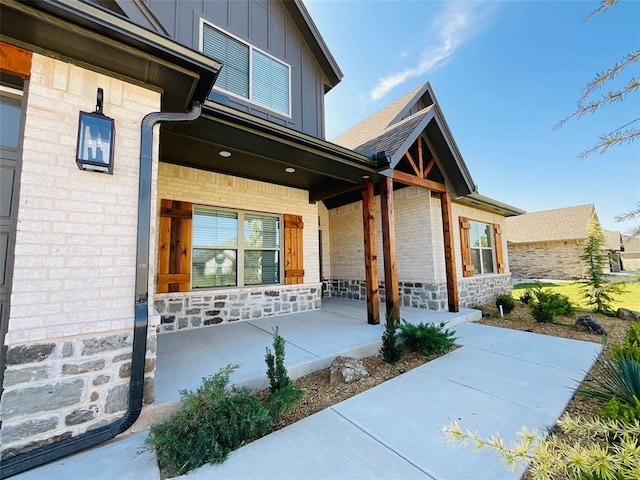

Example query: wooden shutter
[493,223,505,274]
[157,199,193,293]
[284,214,304,284]
[459,217,474,277]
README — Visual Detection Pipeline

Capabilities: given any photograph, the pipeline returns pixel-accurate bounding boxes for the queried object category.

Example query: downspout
[0,102,203,479]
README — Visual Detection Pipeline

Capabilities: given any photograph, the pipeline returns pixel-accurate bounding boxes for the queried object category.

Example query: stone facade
[326,274,511,311]
[0,54,161,458]
[508,241,586,280]
[154,284,322,333]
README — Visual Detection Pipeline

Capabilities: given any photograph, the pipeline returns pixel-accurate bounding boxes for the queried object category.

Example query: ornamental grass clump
[443,414,640,480]
[399,321,456,356]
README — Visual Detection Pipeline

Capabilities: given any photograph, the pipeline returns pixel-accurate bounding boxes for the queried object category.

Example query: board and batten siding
[145,0,326,138]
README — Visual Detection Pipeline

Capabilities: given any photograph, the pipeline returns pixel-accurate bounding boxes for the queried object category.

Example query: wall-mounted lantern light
[76,88,115,174]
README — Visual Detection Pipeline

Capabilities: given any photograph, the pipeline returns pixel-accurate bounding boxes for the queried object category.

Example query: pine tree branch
[578,49,640,106]
[555,78,640,131]
[615,203,640,223]
[578,128,640,158]
[583,0,620,22]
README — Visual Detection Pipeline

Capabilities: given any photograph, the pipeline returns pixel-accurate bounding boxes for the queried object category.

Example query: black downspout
[0,102,203,479]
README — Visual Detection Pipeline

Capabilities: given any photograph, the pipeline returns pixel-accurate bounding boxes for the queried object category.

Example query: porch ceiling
[160,102,388,203]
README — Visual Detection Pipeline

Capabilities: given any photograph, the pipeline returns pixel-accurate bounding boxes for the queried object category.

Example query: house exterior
[0,0,520,475]
[603,230,623,273]
[622,235,640,271]
[505,204,609,280]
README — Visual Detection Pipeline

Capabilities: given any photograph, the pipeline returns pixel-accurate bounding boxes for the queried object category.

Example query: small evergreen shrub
[264,327,303,415]
[147,365,272,477]
[602,395,640,423]
[611,322,640,363]
[380,315,404,364]
[531,300,556,323]
[495,293,515,314]
[519,289,534,305]
[529,285,574,323]
[399,321,457,356]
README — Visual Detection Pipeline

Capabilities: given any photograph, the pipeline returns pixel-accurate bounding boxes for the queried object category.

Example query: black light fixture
[76,88,115,174]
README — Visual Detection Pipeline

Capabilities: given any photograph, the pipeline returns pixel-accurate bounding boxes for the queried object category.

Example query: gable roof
[603,231,622,251]
[505,204,597,244]
[332,82,476,197]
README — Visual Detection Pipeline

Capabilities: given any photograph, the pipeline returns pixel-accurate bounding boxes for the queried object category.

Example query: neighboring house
[622,235,640,271]
[603,230,623,273]
[505,204,606,280]
[0,0,520,475]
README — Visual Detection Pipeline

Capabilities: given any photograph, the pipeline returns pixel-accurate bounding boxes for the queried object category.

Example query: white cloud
[369,2,494,101]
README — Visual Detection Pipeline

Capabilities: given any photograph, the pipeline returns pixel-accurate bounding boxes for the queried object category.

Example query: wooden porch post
[440,191,459,312]
[361,182,380,324]
[380,177,400,323]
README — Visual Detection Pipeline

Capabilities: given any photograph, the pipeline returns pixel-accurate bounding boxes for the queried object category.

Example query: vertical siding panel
[285,15,302,129]
[229,0,249,39]
[250,0,268,48]
[301,47,318,136]
[205,0,229,29]
[268,3,286,58]
[147,0,178,38]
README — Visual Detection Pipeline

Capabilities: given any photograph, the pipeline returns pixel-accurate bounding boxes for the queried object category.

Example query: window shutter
[157,199,193,293]
[284,214,304,284]
[459,217,474,277]
[493,223,505,274]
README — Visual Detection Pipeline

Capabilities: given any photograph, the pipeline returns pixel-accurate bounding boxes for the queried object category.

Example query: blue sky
[304,0,640,232]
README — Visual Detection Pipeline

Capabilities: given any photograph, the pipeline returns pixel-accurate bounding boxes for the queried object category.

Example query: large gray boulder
[329,356,369,384]
[617,308,640,322]
[575,315,607,335]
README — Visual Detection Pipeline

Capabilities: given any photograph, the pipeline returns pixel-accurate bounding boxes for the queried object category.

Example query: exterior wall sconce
[76,88,115,174]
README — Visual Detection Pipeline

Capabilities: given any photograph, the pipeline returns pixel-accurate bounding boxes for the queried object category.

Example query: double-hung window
[469,221,495,275]
[192,207,280,288]
[201,22,290,116]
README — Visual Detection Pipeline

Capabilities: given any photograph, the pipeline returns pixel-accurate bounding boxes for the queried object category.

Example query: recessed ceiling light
[285,167,296,173]
[362,175,370,179]
[219,151,232,158]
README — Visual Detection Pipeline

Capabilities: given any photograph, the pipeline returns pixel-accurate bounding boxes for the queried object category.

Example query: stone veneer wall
[154,284,322,333]
[325,274,511,311]
[0,54,161,458]
[508,241,585,280]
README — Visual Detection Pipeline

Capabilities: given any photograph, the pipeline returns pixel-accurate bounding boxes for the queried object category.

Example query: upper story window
[201,22,291,117]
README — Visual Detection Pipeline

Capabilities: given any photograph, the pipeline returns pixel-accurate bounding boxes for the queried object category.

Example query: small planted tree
[264,327,303,419]
[380,313,404,364]
[580,221,624,314]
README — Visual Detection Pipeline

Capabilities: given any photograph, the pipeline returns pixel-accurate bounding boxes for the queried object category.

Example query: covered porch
[152,298,481,407]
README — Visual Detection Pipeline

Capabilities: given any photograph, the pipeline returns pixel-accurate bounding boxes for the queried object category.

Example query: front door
[0,80,25,384]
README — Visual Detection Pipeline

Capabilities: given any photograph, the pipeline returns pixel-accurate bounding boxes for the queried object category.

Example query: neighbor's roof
[623,235,640,254]
[505,204,597,243]
[603,231,622,251]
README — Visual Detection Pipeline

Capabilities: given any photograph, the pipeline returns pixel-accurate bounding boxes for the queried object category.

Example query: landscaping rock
[329,356,369,384]
[617,308,640,322]
[575,315,607,335]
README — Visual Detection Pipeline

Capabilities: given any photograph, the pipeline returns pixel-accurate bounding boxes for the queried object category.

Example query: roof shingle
[505,204,596,243]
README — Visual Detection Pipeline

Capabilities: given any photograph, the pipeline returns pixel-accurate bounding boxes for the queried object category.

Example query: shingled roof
[505,204,597,244]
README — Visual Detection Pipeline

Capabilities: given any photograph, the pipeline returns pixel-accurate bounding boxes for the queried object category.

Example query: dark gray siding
[144,0,326,138]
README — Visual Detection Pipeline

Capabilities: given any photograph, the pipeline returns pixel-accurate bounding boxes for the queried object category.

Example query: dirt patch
[260,347,456,432]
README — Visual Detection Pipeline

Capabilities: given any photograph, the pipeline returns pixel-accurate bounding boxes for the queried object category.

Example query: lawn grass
[512,280,640,312]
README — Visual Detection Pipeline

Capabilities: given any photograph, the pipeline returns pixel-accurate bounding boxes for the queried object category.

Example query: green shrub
[602,395,640,423]
[495,293,515,314]
[264,327,303,417]
[579,356,640,407]
[399,321,456,356]
[529,285,574,323]
[147,365,272,477]
[611,322,640,363]
[380,315,404,364]
[520,289,534,305]
[265,326,292,392]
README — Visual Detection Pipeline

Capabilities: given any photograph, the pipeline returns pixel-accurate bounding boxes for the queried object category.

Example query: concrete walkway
[13,311,601,480]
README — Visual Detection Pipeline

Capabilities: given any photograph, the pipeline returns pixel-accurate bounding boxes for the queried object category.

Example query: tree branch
[578,49,640,106]
[578,128,640,158]
[583,0,620,21]
[554,78,640,131]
